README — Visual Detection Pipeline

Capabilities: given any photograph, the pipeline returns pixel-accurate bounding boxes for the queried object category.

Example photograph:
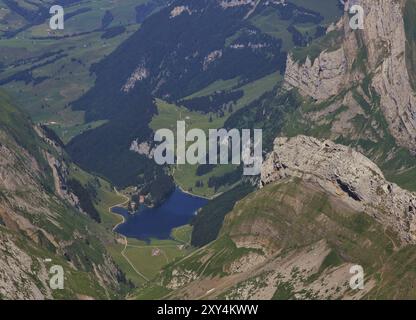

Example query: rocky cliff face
[285,45,348,100]
[0,95,123,299]
[284,0,416,152]
[141,139,416,299]
[261,135,416,244]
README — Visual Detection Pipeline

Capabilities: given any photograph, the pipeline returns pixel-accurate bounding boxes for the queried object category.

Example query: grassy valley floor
[68,163,197,290]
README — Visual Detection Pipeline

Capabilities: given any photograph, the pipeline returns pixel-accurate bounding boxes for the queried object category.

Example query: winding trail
[110,189,149,282]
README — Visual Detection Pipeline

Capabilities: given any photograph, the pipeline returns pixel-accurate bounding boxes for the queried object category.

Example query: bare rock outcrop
[261,135,416,244]
[0,121,123,299]
[285,48,348,100]
[219,0,255,9]
[284,0,416,152]
[0,232,52,299]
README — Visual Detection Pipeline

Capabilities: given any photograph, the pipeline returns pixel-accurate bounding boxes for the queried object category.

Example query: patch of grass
[133,285,172,300]
[68,164,124,229]
[249,7,293,50]
[349,214,372,234]
[272,282,295,300]
[320,250,343,271]
[123,238,192,281]
[106,243,147,287]
[290,0,343,24]
[171,225,193,244]
[151,72,281,197]
[184,77,241,100]
[0,0,145,142]
[292,29,343,63]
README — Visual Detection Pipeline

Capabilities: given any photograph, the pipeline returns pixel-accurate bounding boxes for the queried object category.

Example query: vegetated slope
[136,137,416,300]
[190,182,255,247]
[0,0,166,38]
[67,0,342,192]
[0,91,127,299]
[135,180,399,299]
[0,0,168,143]
[0,0,81,37]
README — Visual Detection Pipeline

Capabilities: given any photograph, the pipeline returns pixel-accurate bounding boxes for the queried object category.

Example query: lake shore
[176,184,221,200]
[111,188,208,240]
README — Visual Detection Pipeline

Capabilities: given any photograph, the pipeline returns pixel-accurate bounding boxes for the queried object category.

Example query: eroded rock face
[219,0,255,9]
[284,0,416,151]
[121,65,149,93]
[357,0,416,151]
[0,232,51,300]
[285,48,348,100]
[261,135,416,244]
[0,123,122,299]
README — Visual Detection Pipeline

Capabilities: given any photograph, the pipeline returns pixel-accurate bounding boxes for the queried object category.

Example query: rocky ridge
[0,97,123,299]
[261,135,416,244]
[284,0,416,151]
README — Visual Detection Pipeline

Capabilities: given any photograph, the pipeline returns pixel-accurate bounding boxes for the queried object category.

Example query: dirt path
[110,189,150,282]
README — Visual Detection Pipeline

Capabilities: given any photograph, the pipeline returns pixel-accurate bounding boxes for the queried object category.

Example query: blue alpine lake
[112,189,208,241]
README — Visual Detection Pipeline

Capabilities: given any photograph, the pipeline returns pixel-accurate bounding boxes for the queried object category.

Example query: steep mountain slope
[66,0,342,193]
[261,136,416,243]
[0,91,126,299]
[0,0,166,38]
[0,0,81,37]
[288,0,413,141]
[0,0,177,204]
[224,0,416,192]
[136,136,416,300]
[132,0,416,300]
[6,0,416,301]
[0,0,168,143]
